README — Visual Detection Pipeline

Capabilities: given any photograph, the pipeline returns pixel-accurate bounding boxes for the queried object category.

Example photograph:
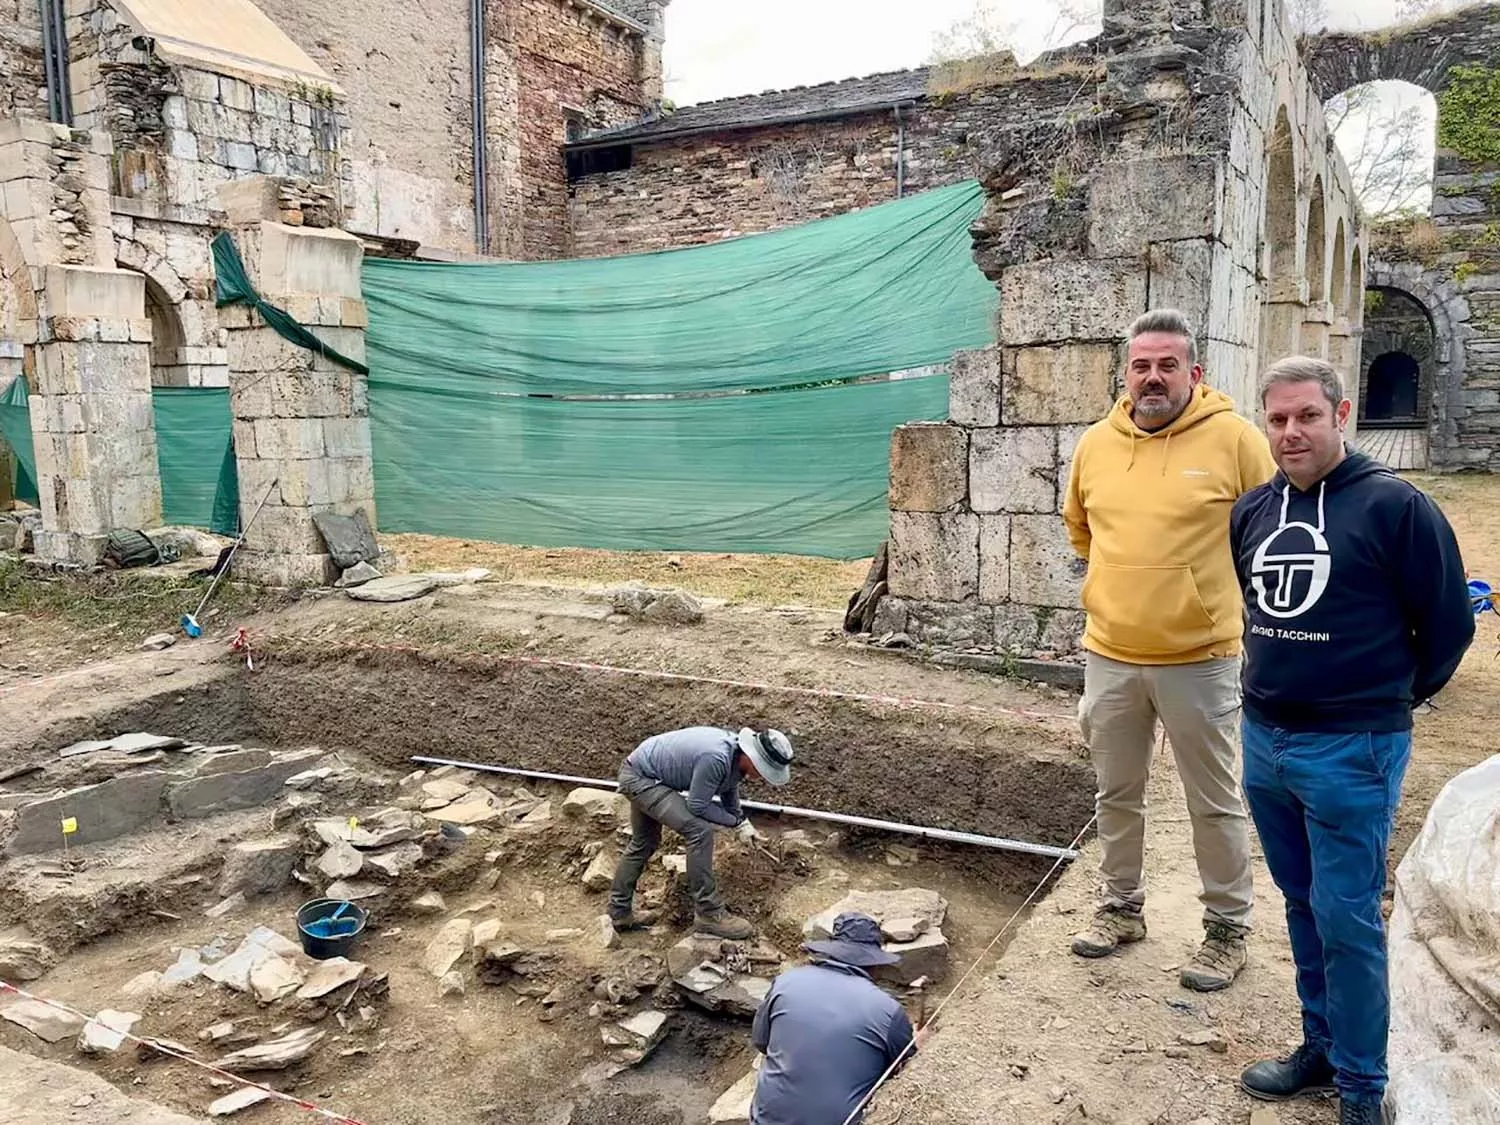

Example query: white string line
[839,811,1099,1125]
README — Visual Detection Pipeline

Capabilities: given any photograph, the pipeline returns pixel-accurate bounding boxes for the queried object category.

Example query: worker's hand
[916,1024,935,1050]
[736,817,762,844]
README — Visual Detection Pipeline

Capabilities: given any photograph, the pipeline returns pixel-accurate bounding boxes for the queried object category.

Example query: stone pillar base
[32,530,108,567]
[231,549,339,588]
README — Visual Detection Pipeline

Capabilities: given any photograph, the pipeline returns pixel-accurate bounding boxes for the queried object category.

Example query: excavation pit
[0,643,1093,1124]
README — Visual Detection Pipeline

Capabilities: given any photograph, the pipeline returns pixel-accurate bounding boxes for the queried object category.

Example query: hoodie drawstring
[1278,480,1327,531]
[1128,430,1137,471]
[1161,431,1171,476]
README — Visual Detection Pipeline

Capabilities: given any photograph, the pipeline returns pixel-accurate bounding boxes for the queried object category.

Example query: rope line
[839,811,1099,1125]
[0,980,372,1125]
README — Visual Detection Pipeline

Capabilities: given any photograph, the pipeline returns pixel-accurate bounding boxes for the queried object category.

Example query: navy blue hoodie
[1230,449,1474,733]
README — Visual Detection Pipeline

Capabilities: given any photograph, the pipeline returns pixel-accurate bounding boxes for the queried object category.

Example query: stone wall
[1304,4,1500,470]
[490,0,654,259]
[0,0,45,120]
[252,0,476,254]
[872,0,1364,657]
[568,66,1102,258]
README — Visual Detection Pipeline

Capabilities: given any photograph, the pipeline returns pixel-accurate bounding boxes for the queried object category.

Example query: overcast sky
[661,0,1422,107]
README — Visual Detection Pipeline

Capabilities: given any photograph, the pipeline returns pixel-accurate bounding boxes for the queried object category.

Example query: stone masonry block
[1004,345,1117,425]
[979,515,1010,603]
[903,601,993,650]
[888,511,979,602]
[949,347,1001,427]
[41,266,144,321]
[1001,260,1148,345]
[1009,515,1085,608]
[1146,240,1213,332]
[232,549,340,588]
[322,417,374,458]
[254,222,363,300]
[5,772,168,855]
[252,418,325,460]
[218,177,282,225]
[243,504,327,555]
[994,604,1086,656]
[1088,156,1222,256]
[970,427,1056,514]
[890,423,966,512]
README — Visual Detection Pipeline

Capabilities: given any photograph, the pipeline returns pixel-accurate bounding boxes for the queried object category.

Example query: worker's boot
[695,910,756,940]
[1070,904,1147,958]
[609,908,660,933]
[1179,921,1247,992]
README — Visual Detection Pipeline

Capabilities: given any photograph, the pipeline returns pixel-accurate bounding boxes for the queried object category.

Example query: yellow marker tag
[348,816,359,831]
[61,817,78,835]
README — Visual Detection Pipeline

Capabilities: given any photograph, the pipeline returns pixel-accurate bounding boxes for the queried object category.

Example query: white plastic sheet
[1388,753,1500,1124]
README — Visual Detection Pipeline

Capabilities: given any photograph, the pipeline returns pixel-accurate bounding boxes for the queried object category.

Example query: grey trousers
[1080,652,1255,932]
[608,762,725,918]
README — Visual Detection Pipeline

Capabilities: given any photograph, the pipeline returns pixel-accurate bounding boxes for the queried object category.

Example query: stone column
[1298,299,1333,359]
[221,219,373,587]
[30,265,162,563]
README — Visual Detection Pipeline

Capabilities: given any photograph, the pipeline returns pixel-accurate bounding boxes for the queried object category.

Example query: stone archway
[1363,261,1469,468]
[1259,105,1304,372]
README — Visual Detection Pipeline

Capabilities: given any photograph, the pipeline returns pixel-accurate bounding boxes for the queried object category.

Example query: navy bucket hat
[803,911,899,968]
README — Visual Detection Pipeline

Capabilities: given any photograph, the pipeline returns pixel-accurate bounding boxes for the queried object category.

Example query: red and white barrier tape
[0,980,371,1125]
[302,639,1076,725]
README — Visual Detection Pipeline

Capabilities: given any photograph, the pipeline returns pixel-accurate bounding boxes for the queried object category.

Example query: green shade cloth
[362,181,995,557]
[362,179,993,396]
[369,374,951,558]
[212,231,368,375]
[0,377,39,506]
[0,379,236,533]
[151,387,239,535]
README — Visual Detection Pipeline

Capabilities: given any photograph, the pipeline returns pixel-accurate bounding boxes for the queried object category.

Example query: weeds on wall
[1437,65,1500,165]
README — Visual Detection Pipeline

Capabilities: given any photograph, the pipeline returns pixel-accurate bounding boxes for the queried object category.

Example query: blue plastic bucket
[296,898,368,960]
[1469,579,1493,617]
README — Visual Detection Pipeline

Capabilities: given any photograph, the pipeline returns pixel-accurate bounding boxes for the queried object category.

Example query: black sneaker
[1340,1098,1385,1125]
[1240,1042,1336,1101]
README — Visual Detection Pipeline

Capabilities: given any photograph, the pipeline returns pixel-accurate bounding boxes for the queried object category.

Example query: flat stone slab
[5,771,170,855]
[296,958,365,1000]
[208,1087,272,1116]
[1,999,86,1042]
[167,751,324,819]
[345,574,439,602]
[215,1027,324,1073]
[78,1008,141,1054]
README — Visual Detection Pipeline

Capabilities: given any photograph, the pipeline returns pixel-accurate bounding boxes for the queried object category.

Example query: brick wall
[567,69,1099,258]
[492,0,649,259]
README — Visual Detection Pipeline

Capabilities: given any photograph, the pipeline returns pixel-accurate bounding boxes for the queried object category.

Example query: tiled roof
[570,66,931,148]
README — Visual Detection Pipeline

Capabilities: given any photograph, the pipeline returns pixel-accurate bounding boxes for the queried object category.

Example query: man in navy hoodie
[1230,357,1473,1125]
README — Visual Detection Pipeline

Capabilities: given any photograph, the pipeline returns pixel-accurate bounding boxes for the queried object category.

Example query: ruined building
[1,0,1498,655]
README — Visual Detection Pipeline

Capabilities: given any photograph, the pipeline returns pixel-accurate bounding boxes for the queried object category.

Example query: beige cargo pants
[1079,652,1254,932]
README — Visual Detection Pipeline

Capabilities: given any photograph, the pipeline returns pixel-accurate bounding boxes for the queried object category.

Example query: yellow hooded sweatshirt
[1063,385,1276,665]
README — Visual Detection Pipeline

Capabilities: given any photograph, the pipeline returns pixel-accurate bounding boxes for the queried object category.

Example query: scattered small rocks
[200,1021,237,1043]
[1177,1028,1229,1053]
[581,850,616,891]
[601,1009,668,1070]
[412,891,447,915]
[439,970,466,997]
[598,915,621,950]
[121,971,165,1000]
[141,633,177,651]
[335,561,382,589]
[209,1087,273,1116]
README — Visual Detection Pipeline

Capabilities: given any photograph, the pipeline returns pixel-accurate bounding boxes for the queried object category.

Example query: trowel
[181,480,277,637]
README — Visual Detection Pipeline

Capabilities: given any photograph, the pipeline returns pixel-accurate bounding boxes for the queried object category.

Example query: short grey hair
[1259,356,1345,409]
[1126,308,1198,366]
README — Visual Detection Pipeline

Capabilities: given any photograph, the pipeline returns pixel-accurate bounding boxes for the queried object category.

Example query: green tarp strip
[369,374,950,558]
[212,231,369,376]
[363,179,993,396]
[0,378,39,506]
[151,387,239,535]
[363,181,994,557]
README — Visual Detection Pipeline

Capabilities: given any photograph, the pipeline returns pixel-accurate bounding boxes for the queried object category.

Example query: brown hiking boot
[609,909,660,932]
[1180,921,1247,992]
[1071,904,1147,958]
[695,910,756,940]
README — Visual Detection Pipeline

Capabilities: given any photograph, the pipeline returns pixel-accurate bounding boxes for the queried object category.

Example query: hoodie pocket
[1082,562,1217,655]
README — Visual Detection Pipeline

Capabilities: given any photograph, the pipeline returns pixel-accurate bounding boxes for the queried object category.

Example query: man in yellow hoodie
[1063,308,1276,992]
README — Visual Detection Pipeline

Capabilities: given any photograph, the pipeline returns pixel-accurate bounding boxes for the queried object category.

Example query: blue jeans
[1242,716,1412,1104]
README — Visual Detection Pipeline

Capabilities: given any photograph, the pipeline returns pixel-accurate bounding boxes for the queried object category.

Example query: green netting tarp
[363,180,994,557]
[365,179,990,396]
[151,387,239,535]
[0,377,39,506]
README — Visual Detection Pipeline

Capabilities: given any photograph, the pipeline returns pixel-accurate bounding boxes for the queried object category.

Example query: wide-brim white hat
[737,727,793,787]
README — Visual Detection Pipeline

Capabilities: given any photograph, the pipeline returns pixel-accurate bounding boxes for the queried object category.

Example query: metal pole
[470,0,489,255]
[410,755,1081,861]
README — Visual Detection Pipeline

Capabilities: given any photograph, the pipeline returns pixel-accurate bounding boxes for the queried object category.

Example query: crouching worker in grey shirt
[750,912,927,1125]
[608,725,793,940]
